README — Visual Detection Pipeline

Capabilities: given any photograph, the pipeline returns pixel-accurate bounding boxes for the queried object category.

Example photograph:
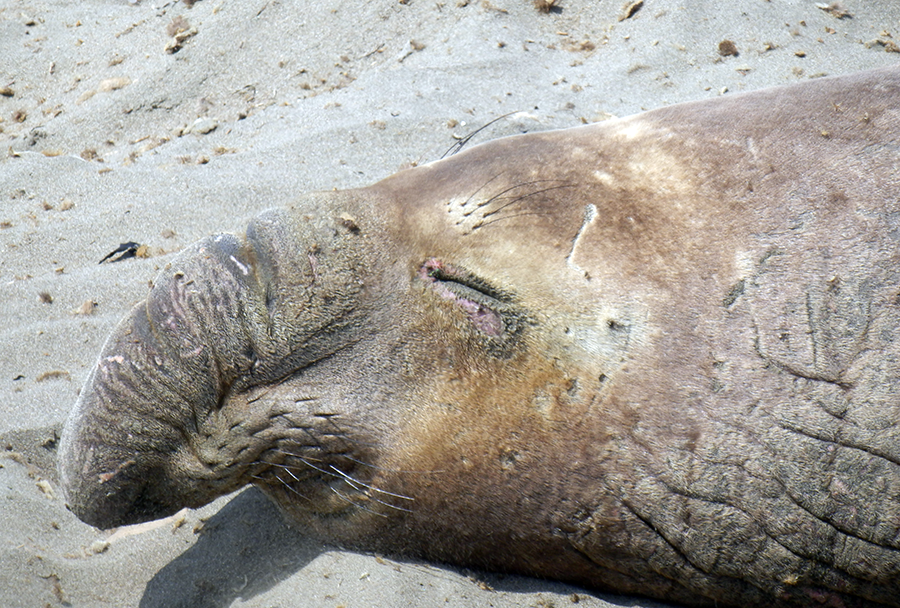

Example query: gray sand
[2,0,898,606]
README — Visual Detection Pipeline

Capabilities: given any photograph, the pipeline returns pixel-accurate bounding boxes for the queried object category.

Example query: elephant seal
[59,66,900,608]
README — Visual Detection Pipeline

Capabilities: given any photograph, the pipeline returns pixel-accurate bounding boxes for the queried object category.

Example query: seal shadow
[140,487,322,608]
[139,487,672,608]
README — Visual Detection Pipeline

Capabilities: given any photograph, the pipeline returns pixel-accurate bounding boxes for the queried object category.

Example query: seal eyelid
[419,259,515,339]
[422,259,511,303]
[426,267,502,302]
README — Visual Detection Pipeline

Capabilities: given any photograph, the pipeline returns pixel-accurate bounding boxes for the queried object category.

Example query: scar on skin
[566,204,597,278]
[230,255,249,276]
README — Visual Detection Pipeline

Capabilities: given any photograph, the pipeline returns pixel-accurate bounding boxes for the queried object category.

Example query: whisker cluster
[450,177,577,234]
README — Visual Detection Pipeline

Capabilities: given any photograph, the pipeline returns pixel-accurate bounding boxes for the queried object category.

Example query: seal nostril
[264,284,275,314]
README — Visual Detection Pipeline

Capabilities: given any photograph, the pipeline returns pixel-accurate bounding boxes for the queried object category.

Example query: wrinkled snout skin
[58,199,381,527]
[60,67,900,608]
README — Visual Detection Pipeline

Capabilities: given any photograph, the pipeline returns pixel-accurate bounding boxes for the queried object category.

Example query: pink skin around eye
[419,259,503,336]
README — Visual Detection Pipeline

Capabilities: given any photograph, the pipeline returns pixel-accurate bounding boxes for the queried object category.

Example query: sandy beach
[2,1,899,606]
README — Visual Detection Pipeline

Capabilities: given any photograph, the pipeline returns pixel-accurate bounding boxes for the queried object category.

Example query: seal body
[59,67,900,607]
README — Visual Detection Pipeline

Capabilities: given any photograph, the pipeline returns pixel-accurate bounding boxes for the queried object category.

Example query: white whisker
[329,487,389,518]
[328,465,414,501]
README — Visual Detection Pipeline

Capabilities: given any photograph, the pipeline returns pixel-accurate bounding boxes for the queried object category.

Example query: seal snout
[57,365,197,528]
[58,208,374,529]
[58,233,269,529]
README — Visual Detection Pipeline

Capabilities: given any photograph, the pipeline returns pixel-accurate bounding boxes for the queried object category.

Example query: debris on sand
[165,16,197,53]
[618,0,643,21]
[718,40,739,57]
[816,2,852,19]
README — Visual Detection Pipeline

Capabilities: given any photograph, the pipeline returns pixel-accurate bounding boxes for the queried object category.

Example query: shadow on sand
[140,487,321,608]
[140,487,669,608]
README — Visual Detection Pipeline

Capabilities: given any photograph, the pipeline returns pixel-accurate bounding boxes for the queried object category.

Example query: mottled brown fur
[60,66,900,607]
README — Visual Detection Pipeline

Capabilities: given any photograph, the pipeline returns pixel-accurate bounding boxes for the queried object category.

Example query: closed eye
[419,259,512,337]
